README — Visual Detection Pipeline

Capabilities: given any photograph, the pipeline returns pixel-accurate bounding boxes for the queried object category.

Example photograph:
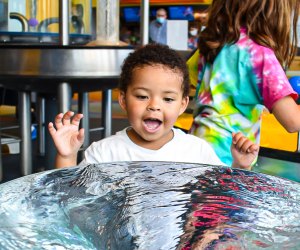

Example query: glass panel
[0,0,92,44]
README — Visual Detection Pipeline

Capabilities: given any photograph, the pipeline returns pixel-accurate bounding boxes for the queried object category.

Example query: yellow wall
[260,112,298,152]
[25,0,91,33]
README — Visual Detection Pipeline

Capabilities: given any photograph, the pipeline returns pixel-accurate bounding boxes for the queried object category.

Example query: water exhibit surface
[0,162,300,249]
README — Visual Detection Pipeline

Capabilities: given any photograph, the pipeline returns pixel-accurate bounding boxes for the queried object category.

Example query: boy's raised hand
[231,132,259,170]
[48,111,85,160]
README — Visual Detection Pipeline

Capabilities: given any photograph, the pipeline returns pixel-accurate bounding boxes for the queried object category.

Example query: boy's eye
[136,95,148,100]
[164,97,174,102]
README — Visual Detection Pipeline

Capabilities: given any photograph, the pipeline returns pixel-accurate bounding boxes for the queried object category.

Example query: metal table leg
[44,97,58,170]
[102,89,112,138]
[58,82,72,113]
[19,91,32,176]
[78,92,89,162]
[37,96,45,156]
[78,92,90,148]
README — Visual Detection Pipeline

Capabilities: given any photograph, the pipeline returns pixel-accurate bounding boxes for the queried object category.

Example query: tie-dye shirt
[189,29,298,166]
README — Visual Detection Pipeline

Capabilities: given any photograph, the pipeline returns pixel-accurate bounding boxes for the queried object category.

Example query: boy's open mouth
[144,118,162,131]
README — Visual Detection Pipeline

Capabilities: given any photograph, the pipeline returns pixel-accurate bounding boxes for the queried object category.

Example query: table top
[0,46,192,93]
[0,46,134,93]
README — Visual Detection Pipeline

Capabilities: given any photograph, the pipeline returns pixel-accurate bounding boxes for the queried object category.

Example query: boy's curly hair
[120,43,190,97]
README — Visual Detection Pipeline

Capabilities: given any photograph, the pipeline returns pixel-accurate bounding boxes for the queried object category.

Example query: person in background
[183,6,194,21]
[48,44,258,170]
[198,9,208,31]
[188,0,300,166]
[120,26,132,44]
[188,22,199,51]
[149,8,168,44]
[194,9,208,32]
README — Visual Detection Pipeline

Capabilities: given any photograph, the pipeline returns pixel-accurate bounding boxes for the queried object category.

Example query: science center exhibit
[0,162,300,249]
[1,0,300,249]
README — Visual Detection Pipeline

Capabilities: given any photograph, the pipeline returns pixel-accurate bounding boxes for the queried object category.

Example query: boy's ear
[118,91,127,111]
[179,96,189,116]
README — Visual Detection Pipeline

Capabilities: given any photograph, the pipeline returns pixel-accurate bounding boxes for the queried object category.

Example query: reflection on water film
[0,162,300,249]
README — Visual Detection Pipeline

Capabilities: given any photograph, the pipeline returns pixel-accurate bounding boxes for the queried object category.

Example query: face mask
[190,29,198,36]
[156,17,166,24]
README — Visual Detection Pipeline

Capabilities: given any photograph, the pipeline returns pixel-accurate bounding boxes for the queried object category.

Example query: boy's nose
[147,104,161,111]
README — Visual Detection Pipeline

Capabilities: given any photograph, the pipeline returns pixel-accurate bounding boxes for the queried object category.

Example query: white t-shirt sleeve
[79,141,104,165]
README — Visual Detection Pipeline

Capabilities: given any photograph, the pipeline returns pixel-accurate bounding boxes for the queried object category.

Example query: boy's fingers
[62,111,74,125]
[232,131,244,144]
[71,113,84,126]
[238,140,254,153]
[48,122,56,135]
[234,140,247,152]
[247,144,259,153]
[234,136,248,150]
[232,131,259,154]
[54,113,64,129]
[77,128,85,144]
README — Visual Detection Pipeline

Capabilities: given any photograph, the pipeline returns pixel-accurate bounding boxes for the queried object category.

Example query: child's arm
[48,111,85,168]
[272,96,300,133]
[230,132,259,170]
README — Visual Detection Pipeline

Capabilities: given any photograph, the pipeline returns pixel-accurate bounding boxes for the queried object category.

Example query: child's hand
[230,132,259,170]
[48,111,85,159]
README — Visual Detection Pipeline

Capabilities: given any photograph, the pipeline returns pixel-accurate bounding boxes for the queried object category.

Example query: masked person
[149,8,168,45]
[188,24,199,51]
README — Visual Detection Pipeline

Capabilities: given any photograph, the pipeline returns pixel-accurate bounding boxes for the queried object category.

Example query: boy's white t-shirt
[80,127,225,166]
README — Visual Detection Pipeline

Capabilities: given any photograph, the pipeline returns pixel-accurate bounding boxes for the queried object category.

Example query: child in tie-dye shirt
[189,0,300,166]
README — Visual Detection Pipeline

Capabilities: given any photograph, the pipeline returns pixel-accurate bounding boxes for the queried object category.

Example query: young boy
[48,44,258,169]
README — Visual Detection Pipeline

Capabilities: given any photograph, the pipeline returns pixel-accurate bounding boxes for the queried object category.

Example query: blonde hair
[199,0,299,68]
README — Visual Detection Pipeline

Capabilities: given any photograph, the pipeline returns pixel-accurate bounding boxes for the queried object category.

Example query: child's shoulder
[237,30,275,55]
